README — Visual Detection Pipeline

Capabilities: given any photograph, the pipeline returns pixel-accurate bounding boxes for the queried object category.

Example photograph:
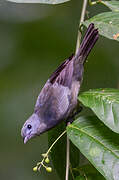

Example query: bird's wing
[49,54,74,88]
[34,54,75,125]
[35,82,71,127]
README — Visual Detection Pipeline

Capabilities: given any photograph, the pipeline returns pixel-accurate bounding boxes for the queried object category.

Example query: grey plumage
[21,23,99,144]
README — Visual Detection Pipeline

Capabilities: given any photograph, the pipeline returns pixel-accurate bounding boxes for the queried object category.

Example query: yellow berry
[45,157,50,163]
[33,166,37,172]
[46,167,52,173]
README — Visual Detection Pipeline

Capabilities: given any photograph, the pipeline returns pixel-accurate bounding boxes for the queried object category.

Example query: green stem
[37,130,66,171]
[47,130,66,155]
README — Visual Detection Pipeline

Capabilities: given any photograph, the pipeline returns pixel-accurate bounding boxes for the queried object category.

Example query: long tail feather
[76,23,99,64]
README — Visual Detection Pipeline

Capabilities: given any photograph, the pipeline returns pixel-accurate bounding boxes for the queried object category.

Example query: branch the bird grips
[21,23,98,144]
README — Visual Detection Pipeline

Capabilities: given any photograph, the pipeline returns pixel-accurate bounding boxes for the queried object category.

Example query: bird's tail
[72,23,98,82]
[49,23,98,87]
[76,23,98,64]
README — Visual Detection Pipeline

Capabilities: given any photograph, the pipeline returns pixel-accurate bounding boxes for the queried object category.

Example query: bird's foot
[66,106,83,126]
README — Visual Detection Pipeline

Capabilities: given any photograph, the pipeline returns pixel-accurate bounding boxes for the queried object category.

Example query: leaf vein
[69,124,119,159]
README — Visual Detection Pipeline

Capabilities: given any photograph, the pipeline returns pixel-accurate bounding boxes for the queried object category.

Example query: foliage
[67,115,119,180]
[6,0,69,4]
[84,11,119,41]
[74,164,105,180]
[78,89,119,133]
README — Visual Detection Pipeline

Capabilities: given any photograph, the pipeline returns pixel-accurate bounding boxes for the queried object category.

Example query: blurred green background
[0,0,119,179]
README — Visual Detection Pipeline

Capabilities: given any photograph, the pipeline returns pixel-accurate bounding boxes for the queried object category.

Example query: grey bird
[21,23,99,144]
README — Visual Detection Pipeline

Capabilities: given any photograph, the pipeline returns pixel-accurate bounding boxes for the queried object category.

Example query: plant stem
[46,130,66,155]
[65,0,88,179]
[75,0,88,54]
[37,130,66,171]
[65,133,70,180]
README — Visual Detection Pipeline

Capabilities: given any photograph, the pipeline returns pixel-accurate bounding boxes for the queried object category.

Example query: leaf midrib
[68,124,119,159]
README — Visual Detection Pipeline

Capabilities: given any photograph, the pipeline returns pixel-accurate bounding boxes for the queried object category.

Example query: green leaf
[75,176,85,180]
[6,0,69,4]
[74,164,106,180]
[83,12,119,41]
[78,88,119,133]
[75,175,104,180]
[48,122,80,180]
[67,116,119,180]
[101,1,119,11]
[75,174,104,180]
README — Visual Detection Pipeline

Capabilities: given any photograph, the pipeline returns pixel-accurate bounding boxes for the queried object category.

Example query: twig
[65,130,70,180]
[65,0,88,179]
[75,0,88,54]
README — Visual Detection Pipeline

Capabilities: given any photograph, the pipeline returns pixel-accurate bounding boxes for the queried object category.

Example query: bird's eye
[27,124,32,130]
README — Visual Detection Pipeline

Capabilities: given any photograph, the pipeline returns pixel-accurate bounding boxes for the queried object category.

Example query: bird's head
[21,113,46,144]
